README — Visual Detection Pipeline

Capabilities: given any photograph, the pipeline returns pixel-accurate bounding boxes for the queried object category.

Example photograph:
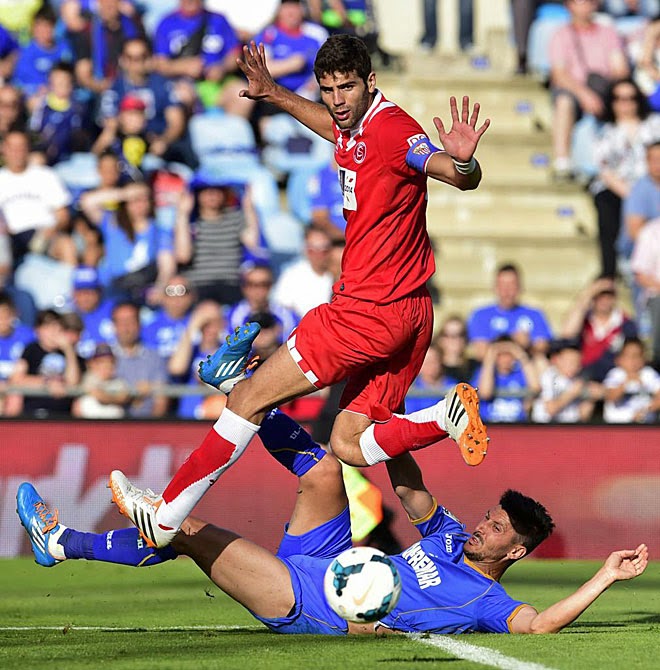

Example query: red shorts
[286,287,433,422]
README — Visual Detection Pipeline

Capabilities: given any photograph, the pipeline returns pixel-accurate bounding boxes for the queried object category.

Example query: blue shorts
[251,507,352,635]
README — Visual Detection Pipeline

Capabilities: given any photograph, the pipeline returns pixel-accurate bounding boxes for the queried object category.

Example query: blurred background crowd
[0,0,658,426]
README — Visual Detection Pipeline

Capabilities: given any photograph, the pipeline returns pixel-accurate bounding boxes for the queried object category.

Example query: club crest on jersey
[354,141,367,164]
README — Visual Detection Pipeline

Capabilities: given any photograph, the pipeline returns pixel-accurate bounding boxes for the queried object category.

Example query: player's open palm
[237,41,277,101]
[604,544,648,582]
[433,95,490,163]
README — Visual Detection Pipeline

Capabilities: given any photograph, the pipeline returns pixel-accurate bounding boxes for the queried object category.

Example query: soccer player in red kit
[110,35,492,549]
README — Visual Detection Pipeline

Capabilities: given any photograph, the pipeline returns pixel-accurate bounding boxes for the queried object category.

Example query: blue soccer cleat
[16,482,66,567]
[198,322,261,393]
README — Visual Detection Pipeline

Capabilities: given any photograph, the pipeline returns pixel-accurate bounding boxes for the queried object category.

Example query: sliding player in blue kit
[17,407,648,635]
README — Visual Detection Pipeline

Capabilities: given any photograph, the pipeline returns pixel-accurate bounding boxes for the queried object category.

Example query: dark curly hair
[314,34,372,84]
[601,78,650,125]
[500,489,555,555]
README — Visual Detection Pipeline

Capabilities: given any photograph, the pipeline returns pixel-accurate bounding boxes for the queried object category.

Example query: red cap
[119,95,146,112]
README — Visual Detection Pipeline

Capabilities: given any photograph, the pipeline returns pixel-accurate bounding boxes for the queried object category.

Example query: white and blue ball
[323,546,401,623]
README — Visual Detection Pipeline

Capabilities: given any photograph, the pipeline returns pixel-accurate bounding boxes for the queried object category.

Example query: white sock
[358,424,391,466]
[48,524,67,561]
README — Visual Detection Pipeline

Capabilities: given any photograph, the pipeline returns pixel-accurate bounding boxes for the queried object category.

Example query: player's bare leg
[173,519,296,619]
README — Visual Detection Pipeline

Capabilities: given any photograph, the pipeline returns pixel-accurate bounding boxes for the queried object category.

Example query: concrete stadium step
[433,239,599,294]
[426,188,597,241]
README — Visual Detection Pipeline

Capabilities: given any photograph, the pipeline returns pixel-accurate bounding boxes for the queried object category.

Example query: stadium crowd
[0,0,658,424]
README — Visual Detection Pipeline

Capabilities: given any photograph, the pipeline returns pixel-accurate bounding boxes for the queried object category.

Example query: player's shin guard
[358,402,449,465]
[157,408,259,529]
[59,528,177,566]
[259,409,326,476]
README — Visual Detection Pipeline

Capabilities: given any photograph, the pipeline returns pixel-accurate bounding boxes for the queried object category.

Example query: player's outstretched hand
[237,41,277,101]
[433,95,490,163]
[603,543,649,582]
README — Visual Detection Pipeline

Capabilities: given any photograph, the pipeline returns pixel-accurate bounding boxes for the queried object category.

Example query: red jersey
[332,91,435,304]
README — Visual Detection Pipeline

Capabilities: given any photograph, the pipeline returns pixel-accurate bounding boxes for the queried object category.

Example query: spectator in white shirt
[532,338,602,423]
[0,129,75,268]
[603,336,660,422]
[272,226,334,318]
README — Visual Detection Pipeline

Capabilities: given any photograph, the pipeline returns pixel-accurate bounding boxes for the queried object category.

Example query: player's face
[464,506,525,563]
[318,70,376,130]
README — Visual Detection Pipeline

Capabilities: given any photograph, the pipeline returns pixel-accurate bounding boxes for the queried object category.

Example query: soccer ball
[323,546,401,623]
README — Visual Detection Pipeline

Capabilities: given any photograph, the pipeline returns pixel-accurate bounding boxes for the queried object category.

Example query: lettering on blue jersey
[106,530,114,550]
[444,533,454,554]
[401,541,441,590]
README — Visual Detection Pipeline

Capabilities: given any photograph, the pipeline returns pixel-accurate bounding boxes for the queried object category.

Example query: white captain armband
[405,135,442,174]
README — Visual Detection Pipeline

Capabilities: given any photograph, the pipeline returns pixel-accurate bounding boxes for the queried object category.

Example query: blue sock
[60,528,177,567]
[259,409,326,476]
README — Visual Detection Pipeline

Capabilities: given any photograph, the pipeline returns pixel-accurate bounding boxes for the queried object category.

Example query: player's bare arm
[425,95,490,190]
[237,41,335,142]
[509,543,649,634]
[385,453,435,521]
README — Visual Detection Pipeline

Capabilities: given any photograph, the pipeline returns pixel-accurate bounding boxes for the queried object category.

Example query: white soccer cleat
[444,383,489,466]
[108,470,177,549]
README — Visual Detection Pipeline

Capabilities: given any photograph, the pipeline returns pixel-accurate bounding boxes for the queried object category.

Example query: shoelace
[34,500,59,534]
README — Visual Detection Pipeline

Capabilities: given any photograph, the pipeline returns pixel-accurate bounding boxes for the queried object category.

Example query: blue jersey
[0,23,17,59]
[467,304,552,345]
[76,299,115,359]
[98,212,174,285]
[380,506,526,634]
[257,504,525,636]
[153,10,239,70]
[29,96,86,165]
[479,363,529,423]
[254,23,324,94]
[142,309,190,359]
[14,39,73,95]
[0,324,33,380]
[309,163,346,233]
[100,73,181,136]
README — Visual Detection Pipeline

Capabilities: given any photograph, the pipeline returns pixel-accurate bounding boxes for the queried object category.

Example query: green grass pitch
[1,557,658,670]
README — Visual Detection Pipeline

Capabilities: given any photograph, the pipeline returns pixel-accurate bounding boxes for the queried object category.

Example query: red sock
[162,428,237,503]
[360,415,448,465]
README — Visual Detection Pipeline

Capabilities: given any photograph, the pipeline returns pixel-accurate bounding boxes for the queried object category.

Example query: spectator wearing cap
[111,301,168,417]
[14,5,73,105]
[168,299,226,418]
[272,226,333,319]
[532,338,602,423]
[71,265,116,359]
[99,37,194,168]
[72,342,131,418]
[29,62,89,166]
[67,0,143,94]
[6,309,82,417]
[561,276,638,382]
[174,173,262,305]
[142,274,196,360]
[227,261,299,337]
[0,129,75,269]
[152,0,246,115]
[93,93,149,182]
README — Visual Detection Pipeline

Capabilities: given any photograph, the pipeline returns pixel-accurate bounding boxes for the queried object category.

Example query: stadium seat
[570,114,601,181]
[53,152,101,204]
[527,5,570,79]
[261,114,333,177]
[286,168,316,223]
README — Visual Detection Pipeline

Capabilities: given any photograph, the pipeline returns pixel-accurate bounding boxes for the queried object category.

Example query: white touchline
[0,625,263,632]
[409,634,558,670]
